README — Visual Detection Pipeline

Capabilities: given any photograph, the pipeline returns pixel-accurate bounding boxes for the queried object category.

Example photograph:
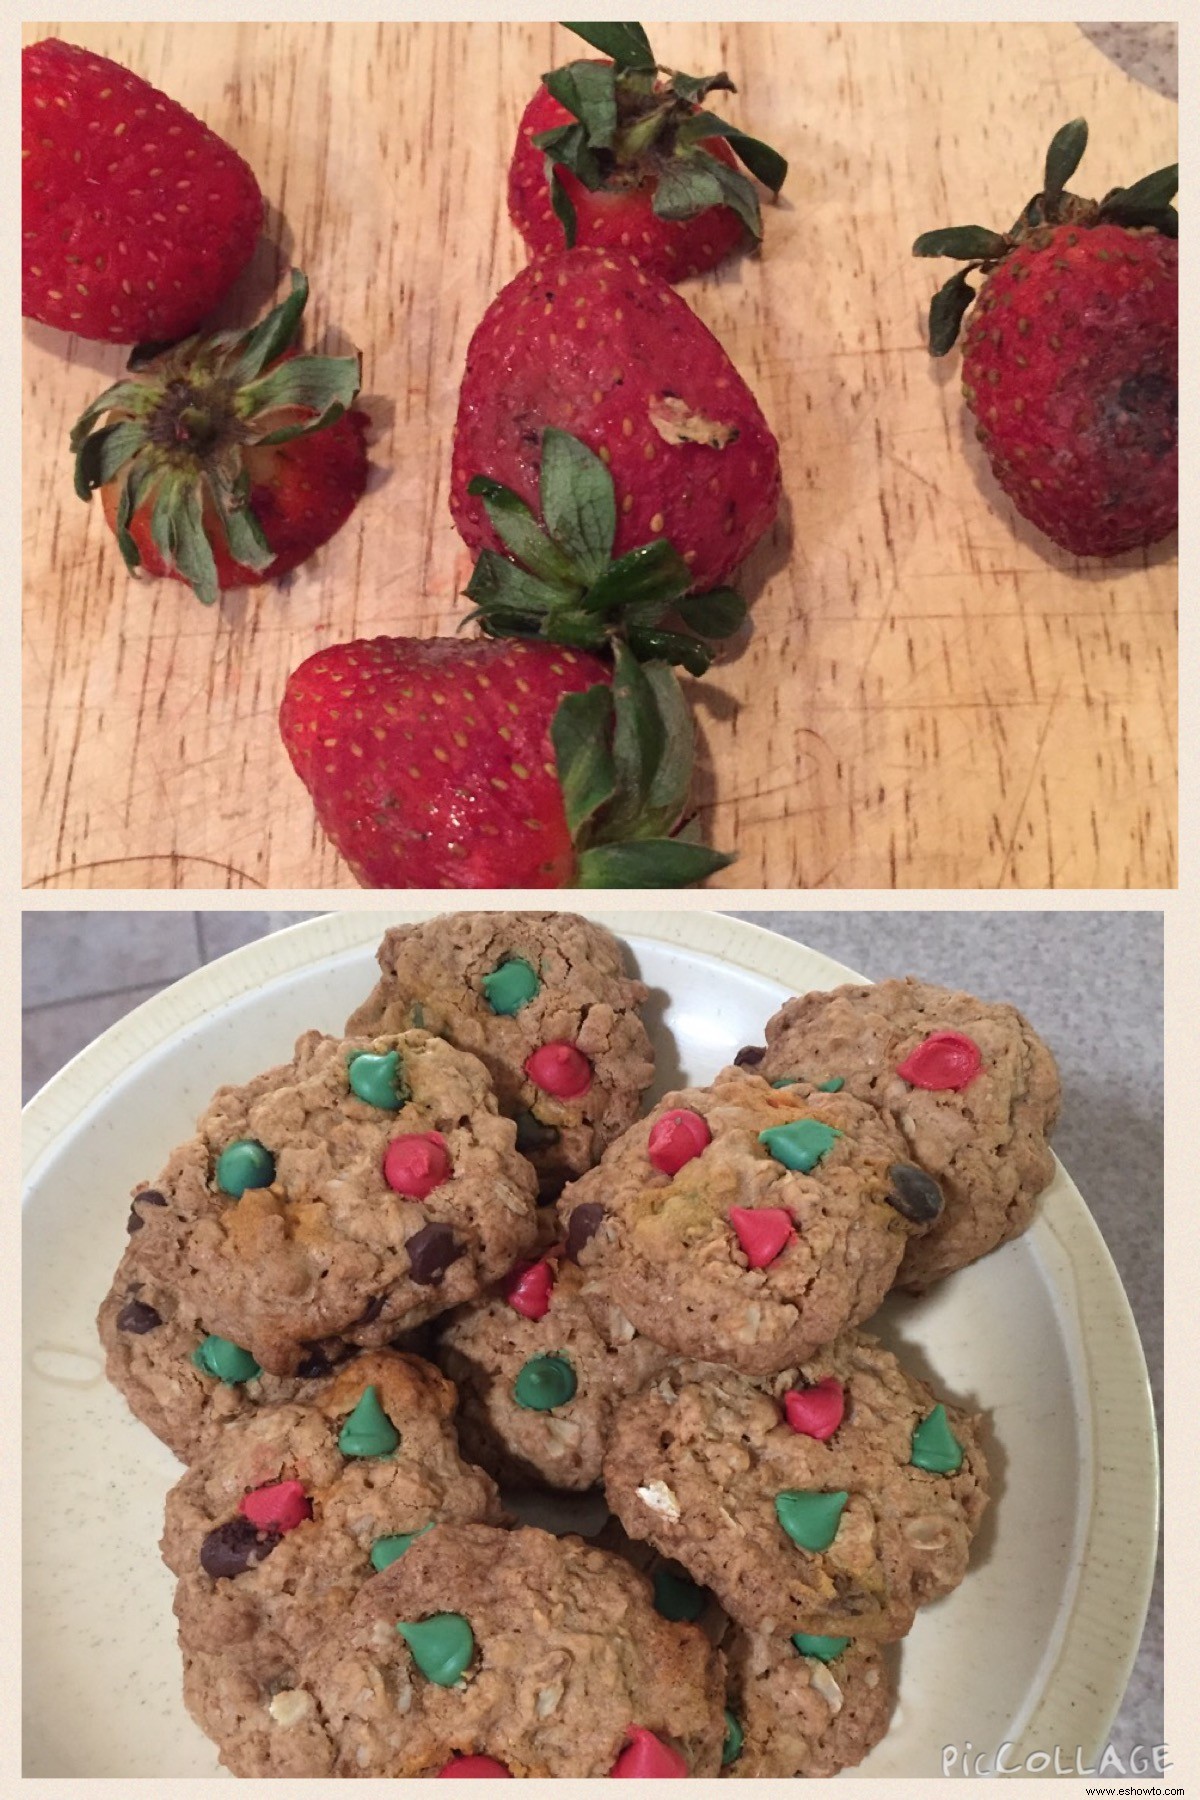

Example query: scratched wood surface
[22,21,1177,891]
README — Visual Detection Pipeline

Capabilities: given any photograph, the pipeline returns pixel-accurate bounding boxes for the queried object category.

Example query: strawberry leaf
[1098,164,1179,234]
[581,539,692,617]
[547,161,580,245]
[912,225,1009,260]
[576,839,733,885]
[73,419,149,501]
[465,549,577,618]
[543,59,618,147]
[69,379,155,452]
[467,476,582,584]
[552,683,618,836]
[653,154,735,222]
[677,588,747,637]
[626,626,712,675]
[605,644,670,838]
[563,22,655,71]
[682,110,787,194]
[113,463,157,571]
[640,657,695,829]
[669,70,736,106]
[539,428,616,583]
[225,270,310,384]
[208,467,275,575]
[927,267,978,356]
[237,354,361,443]
[1042,118,1088,202]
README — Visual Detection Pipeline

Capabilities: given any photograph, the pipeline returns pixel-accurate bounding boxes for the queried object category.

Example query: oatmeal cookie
[557,1069,944,1375]
[135,1029,538,1374]
[162,1352,502,1776]
[437,1256,671,1490]
[346,912,654,1196]
[261,1523,725,1776]
[721,1627,894,1778]
[753,978,1061,1288]
[602,1330,988,1641]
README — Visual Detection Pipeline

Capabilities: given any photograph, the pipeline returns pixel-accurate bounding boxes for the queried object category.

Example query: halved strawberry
[71,272,367,602]
[279,636,731,889]
[508,23,786,282]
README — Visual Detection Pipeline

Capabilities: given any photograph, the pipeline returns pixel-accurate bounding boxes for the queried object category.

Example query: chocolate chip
[886,1163,944,1225]
[296,1345,332,1379]
[564,1202,605,1263]
[734,1045,765,1068]
[406,1223,464,1285]
[126,1189,168,1233]
[199,1516,282,1579]
[354,1295,386,1326]
[515,1109,560,1154]
[116,1298,162,1334]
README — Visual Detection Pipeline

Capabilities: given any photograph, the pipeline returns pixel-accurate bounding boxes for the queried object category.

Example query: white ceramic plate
[22,910,1158,1780]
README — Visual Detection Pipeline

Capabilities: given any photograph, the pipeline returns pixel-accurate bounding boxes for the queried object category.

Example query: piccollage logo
[941,1742,1171,1779]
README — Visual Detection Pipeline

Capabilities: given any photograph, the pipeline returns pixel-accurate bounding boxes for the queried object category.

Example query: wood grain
[21,21,1178,890]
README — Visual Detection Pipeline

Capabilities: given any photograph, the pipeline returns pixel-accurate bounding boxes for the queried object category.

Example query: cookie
[98,1208,338,1461]
[437,1256,671,1490]
[135,1028,538,1374]
[602,1331,988,1641]
[346,912,655,1197]
[754,978,1062,1288]
[162,1352,502,1776]
[261,1523,725,1777]
[722,1627,894,1778]
[557,1069,944,1375]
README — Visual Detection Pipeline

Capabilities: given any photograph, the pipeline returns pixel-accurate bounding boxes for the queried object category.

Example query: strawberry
[279,637,731,889]
[22,37,263,344]
[451,247,781,594]
[914,119,1177,558]
[71,272,368,603]
[508,22,786,283]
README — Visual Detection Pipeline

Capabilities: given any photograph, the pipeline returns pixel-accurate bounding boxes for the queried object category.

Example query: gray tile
[22,912,202,1010]
[197,911,323,964]
[23,983,175,1103]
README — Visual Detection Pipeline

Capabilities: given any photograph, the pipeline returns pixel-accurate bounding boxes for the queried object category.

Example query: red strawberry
[72,272,367,603]
[451,247,781,593]
[508,25,785,284]
[915,118,1177,558]
[279,637,732,890]
[22,37,263,344]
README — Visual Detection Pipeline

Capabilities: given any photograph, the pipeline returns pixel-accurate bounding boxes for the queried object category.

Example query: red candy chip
[238,1479,311,1534]
[504,1256,555,1321]
[895,1030,982,1092]
[784,1377,846,1441]
[524,1042,592,1099]
[384,1131,451,1199]
[647,1108,712,1175]
[437,1755,511,1778]
[728,1205,796,1270]
[611,1727,689,1779]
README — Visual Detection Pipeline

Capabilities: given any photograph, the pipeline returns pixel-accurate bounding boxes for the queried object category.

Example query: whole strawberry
[451,247,780,593]
[915,119,1177,558]
[71,273,367,603]
[22,37,263,344]
[508,22,786,283]
[280,637,731,889]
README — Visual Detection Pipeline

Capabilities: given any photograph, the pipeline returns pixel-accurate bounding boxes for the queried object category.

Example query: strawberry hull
[509,77,746,282]
[451,249,781,593]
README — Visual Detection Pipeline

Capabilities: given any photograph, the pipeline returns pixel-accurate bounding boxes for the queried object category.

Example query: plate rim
[21,906,1159,1772]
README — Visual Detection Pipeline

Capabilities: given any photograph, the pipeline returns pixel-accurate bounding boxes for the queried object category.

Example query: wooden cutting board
[22,20,1177,890]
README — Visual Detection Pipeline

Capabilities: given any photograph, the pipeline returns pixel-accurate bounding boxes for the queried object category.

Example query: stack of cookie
[98,913,1061,1777]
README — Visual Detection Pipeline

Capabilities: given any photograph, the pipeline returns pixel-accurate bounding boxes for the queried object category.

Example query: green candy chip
[348,1049,407,1111]
[215,1138,275,1197]
[652,1567,705,1623]
[370,1524,433,1572]
[792,1631,851,1663]
[338,1385,401,1458]
[775,1489,849,1553]
[721,1709,744,1766]
[910,1403,964,1474]
[396,1612,474,1685]
[481,957,540,1015]
[759,1118,843,1172]
[191,1335,261,1384]
[817,1077,845,1092]
[513,1354,577,1412]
